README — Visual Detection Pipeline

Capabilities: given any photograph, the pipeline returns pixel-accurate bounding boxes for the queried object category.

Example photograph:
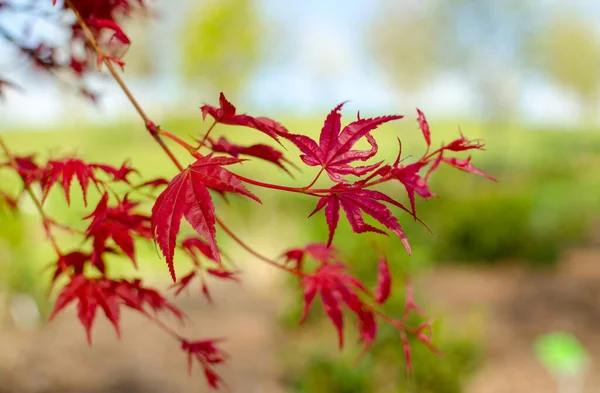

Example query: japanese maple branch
[0,135,64,262]
[214,216,302,276]
[65,0,184,172]
[66,0,304,279]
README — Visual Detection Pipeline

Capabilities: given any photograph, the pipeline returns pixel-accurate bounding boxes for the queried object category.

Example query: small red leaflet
[208,136,297,176]
[200,93,288,142]
[374,255,392,304]
[181,338,228,390]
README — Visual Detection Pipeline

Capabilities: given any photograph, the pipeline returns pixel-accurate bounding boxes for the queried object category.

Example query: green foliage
[529,12,600,118]
[283,307,481,393]
[0,209,51,320]
[180,0,264,95]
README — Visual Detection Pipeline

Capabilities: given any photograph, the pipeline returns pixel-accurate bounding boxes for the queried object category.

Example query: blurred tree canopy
[529,12,600,123]
[179,0,264,96]
[368,0,539,123]
[367,0,439,92]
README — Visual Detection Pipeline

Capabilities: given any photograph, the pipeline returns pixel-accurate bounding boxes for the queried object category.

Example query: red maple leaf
[134,177,169,191]
[208,137,297,175]
[85,193,153,266]
[48,251,102,287]
[310,187,412,252]
[200,93,288,142]
[282,103,402,182]
[50,276,184,344]
[50,275,121,344]
[300,262,374,349]
[181,237,218,265]
[181,338,228,390]
[151,155,260,282]
[40,157,124,206]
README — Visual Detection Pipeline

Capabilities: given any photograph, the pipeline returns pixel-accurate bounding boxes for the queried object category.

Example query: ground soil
[0,247,599,393]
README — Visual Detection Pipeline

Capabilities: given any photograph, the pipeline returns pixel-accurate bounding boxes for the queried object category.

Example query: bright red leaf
[200,93,288,142]
[282,103,402,182]
[310,187,412,252]
[152,155,260,282]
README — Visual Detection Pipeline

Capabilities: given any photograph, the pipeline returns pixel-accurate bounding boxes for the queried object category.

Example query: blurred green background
[1,0,600,392]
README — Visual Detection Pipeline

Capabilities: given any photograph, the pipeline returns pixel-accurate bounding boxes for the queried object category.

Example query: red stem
[200,121,218,146]
[215,216,303,276]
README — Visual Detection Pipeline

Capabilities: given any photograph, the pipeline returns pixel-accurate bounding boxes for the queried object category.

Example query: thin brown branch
[0,135,63,257]
[65,0,185,172]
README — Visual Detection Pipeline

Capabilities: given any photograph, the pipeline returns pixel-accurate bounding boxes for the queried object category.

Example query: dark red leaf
[282,243,338,270]
[134,178,169,190]
[208,137,296,175]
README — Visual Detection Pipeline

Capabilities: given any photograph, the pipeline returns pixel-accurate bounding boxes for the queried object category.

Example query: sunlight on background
[0,1,600,393]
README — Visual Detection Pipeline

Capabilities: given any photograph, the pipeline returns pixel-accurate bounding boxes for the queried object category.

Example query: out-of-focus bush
[0,207,50,325]
[283,330,480,393]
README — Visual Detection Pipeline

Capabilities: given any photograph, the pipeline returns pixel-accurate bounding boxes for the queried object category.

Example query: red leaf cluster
[85,193,152,265]
[289,243,432,362]
[50,274,182,344]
